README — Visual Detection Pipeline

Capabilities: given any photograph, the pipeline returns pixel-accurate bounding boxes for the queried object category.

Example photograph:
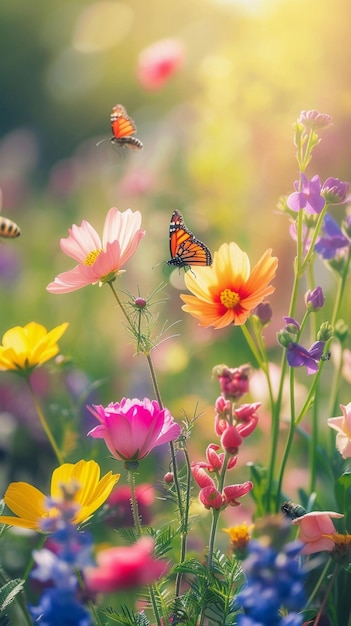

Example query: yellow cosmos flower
[0,460,120,530]
[180,242,278,329]
[0,321,69,373]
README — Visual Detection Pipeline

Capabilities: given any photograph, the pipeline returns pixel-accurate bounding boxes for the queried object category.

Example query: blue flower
[235,537,305,626]
[29,588,91,626]
[286,341,325,374]
[314,213,349,260]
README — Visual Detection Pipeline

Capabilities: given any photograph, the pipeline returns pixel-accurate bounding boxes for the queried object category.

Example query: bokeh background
[1,0,351,567]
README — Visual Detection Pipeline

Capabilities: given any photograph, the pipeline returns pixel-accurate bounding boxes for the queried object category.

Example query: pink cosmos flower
[137,38,185,90]
[85,536,168,592]
[46,208,144,294]
[328,402,351,458]
[292,511,344,555]
[87,397,181,461]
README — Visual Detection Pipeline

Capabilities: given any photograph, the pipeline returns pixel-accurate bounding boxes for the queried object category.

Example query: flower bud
[164,472,174,484]
[253,302,273,325]
[305,286,325,311]
[334,319,348,344]
[134,297,147,308]
[213,364,251,400]
[220,425,242,455]
[322,177,349,205]
[277,330,294,348]
[317,322,334,342]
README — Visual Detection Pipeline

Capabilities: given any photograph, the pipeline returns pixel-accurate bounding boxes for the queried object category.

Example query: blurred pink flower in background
[328,402,351,458]
[292,511,344,555]
[85,537,168,592]
[106,483,155,527]
[46,208,144,294]
[137,38,185,90]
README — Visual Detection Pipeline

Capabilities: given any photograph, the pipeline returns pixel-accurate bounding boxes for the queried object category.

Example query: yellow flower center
[220,289,240,309]
[84,249,103,266]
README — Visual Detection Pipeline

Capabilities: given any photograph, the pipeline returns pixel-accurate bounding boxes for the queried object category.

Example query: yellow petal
[0,482,46,529]
[51,460,120,524]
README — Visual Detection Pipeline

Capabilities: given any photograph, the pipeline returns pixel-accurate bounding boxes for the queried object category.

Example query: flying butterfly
[167,210,212,270]
[0,216,21,239]
[110,104,143,150]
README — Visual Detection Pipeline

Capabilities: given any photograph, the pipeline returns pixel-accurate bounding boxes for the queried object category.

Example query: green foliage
[0,576,24,614]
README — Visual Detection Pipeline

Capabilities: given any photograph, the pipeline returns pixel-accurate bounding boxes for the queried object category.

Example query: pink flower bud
[205,444,222,471]
[215,413,229,437]
[221,426,242,455]
[135,297,147,308]
[199,486,223,510]
[164,472,174,484]
[214,364,251,400]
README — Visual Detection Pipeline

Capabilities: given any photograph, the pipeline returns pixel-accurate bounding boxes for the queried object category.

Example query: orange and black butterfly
[110,104,143,150]
[167,210,212,269]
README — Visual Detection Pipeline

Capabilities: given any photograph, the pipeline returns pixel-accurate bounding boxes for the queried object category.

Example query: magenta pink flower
[85,536,168,592]
[46,208,144,294]
[215,364,251,400]
[87,397,181,461]
[328,402,351,458]
[197,444,238,472]
[191,464,252,510]
[137,38,185,90]
[292,511,343,555]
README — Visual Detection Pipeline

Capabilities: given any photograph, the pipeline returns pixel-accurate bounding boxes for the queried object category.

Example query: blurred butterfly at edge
[167,210,212,269]
[110,104,143,150]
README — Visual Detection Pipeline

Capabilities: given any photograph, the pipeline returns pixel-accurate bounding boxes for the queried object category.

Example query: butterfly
[110,104,143,150]
[167,210,212,269]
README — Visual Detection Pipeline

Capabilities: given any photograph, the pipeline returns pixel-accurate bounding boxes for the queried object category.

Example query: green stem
[175,447,191,598]
[305,557,331,608]
[312,563,340,626]
[207,452,230,569]
[309,378,319,493]
[26,379,64,465]
[128,468,142,538]
[275,367,295,510]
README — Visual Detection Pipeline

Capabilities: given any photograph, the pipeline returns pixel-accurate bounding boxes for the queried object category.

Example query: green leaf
[0,579,25,613]
[335,471,351,527]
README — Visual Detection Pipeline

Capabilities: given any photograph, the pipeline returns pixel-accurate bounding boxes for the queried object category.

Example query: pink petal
[46,266,92,294]
[60,221,102,262]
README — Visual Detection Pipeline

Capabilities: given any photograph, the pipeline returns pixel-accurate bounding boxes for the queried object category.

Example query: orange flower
[180,243,278,329]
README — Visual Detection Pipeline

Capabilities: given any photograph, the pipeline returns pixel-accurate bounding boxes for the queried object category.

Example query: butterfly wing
[110,104,136,138]
[168,210,212,268]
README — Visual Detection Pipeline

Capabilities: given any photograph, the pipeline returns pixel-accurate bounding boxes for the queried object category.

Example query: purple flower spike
[287,341,325,374]
[287,174,326,214]
[314,213,349,260]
